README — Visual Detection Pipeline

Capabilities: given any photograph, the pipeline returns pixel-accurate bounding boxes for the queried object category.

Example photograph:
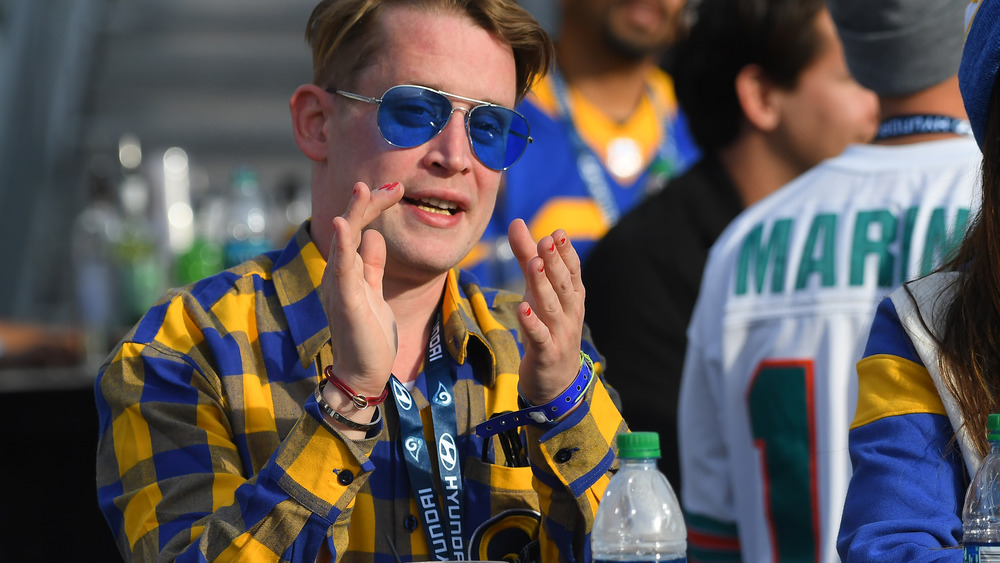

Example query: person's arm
[837,297,965,562]
[524,373,624,562]
[95,335,380,561]
[503,219,627,561]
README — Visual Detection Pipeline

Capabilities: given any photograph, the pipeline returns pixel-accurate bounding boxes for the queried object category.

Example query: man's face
[769,8,879,173]
[571,0,684,60]
[319,5,517,282]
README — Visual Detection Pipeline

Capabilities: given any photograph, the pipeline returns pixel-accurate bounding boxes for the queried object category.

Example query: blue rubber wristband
[476,352,595,438]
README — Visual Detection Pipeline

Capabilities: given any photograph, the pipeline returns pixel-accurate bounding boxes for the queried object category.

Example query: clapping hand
[507,218,586,405]
[321,181,405,398]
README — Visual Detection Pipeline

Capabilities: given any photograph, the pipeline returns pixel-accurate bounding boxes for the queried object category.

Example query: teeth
[420,197,457,210]
[414,197,458,215]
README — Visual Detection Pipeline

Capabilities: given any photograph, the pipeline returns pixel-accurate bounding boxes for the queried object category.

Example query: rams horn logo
[404,437,423,463]
[433,381,452,406]
[468,508,541,562]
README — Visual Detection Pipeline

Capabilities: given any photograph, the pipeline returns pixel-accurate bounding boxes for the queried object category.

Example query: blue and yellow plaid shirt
[96,221,626,562]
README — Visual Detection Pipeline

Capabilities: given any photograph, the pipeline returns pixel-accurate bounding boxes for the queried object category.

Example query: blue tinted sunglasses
[330,84,532,171]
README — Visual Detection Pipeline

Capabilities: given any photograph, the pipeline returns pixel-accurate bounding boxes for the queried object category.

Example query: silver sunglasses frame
[330,84,532,171]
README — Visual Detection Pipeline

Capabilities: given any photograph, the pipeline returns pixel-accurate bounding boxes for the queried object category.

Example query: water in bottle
[72,168,122,365]
[963,413,1000,563]
[592,431,687,562]
[223,166,272,268]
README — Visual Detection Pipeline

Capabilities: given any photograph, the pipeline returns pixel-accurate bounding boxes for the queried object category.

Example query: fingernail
[559,236,567,246]
[548,242,556,253]
[525,306,532,317]
[379,182,398,191]
[538,263,544,273]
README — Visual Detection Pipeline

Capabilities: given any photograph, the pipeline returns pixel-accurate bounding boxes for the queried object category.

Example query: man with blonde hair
[95,1,626,561]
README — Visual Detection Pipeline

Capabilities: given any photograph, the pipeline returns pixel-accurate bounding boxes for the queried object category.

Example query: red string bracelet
[324,365,390,410]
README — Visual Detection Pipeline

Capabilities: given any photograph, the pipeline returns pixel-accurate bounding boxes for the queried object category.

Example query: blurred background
[0,0,556,557]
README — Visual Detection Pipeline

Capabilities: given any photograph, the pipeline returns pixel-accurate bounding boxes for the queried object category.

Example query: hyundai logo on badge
[438,433,458,471]
[433,381,452,407]
[391,377,412,411]
[405,436,423,462]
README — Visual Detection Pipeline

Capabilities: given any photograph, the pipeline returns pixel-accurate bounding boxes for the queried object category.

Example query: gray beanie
[827,0,966,96]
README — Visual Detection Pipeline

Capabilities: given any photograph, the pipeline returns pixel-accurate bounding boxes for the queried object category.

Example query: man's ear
[734,64,782,132]
[290,84,330,162]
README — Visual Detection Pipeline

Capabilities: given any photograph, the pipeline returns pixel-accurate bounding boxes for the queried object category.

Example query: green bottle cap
[989,413,1000,441]
[617,431,661,459]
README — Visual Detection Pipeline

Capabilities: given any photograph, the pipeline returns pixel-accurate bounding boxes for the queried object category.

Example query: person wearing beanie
[676,0,980,561]
[837,1,1000,560]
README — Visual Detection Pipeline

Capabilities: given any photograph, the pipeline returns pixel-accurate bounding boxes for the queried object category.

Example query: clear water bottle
[963,413,1000,562]
[223,166,272,268]
[72,169,122,365]
[593,431,687,562]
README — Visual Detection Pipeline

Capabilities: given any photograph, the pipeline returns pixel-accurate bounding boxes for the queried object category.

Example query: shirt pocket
[464,456,539,515]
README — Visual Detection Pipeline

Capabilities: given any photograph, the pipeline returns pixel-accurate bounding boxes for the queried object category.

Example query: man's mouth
[405,196,459,215]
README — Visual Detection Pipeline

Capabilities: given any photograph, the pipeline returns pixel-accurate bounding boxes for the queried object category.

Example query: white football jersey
[679,138,981,563]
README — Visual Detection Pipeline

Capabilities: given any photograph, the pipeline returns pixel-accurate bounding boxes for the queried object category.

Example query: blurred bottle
[71,166,122,365]
[116,174,166,326]
[271,174,311,247]
[592,432,687,562]
[175,182,225,285]
[223,166,272,268]
[962,413,1000,562]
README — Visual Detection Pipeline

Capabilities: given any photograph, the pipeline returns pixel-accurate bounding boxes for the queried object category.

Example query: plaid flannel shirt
[96,221,626,562]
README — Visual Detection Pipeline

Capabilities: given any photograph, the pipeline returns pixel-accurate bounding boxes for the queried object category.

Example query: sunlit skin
[564,0,683,58]
[768,9,880,174]
[556,0,683,127]
[289,5,586,438]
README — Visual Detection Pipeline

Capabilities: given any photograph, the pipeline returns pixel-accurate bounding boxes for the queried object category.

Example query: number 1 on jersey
[747,359,820,562]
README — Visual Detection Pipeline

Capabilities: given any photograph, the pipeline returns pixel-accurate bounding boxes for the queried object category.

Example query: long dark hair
[933,72,1000,456]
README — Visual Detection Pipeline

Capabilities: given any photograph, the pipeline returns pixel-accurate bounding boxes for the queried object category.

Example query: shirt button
[404,515,419,532]
[337,469,354,486]
[554,448,574,463]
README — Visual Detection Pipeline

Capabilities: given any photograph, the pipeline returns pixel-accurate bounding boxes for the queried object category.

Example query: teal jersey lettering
[850,210,897,288]
[735,206,969,296]
[736,219,793,295]
[795,213,837,290]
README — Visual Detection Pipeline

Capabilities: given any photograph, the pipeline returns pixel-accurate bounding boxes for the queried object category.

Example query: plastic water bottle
[963,413,1000,562]
[223,166,272,268]
[592,431,687,562]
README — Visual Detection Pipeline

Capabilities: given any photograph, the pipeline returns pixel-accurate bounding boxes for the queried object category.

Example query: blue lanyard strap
[390,315,465,559]
[551,66,621,225]
[875,114,974,141]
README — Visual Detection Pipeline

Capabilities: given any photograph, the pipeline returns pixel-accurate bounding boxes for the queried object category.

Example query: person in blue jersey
[94,1,627,561]
[461,0,700,290]
[580,0,878,492]
[837,2,1000,560]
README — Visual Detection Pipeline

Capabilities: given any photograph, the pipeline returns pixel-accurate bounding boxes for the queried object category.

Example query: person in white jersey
[677,0,981,561]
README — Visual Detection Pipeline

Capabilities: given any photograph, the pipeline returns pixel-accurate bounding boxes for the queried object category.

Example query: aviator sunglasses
[329,84,532,171]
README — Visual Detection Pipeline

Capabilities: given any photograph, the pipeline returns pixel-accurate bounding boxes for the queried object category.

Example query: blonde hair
[305,0,553,103]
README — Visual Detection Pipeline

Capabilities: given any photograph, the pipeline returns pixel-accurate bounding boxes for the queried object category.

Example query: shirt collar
[272,221,331,368]
[270,221,499,379]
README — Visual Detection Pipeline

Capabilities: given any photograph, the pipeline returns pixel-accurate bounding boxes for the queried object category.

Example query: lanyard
[390,314,465,560]
[549,66,675,225]
[875,114,974,141]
